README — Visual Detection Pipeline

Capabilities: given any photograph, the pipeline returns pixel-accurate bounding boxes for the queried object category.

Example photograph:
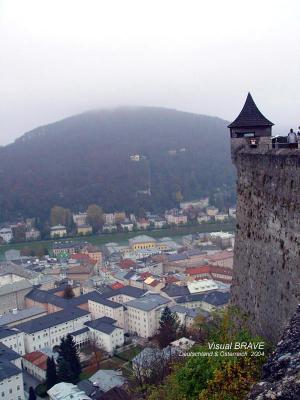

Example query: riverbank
[0,221,235,259]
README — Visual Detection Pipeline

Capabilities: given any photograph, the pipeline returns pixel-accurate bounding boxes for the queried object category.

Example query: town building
[102,224,117,233]
[88,369,126,393]
[180,198,209,210]
[66,264,94,282]
[50,225,67,238]
[151,217,167,229]
[0,276,32,315]
[129,235,156,251]
[103,286,146,305]
[125,294,170,338]
[187,279,219,293]
[73,212,88,226]
[206,206,219,217]
[120,221,134,231]
[165,209,188,225]
[25,288,101,314]
[48,382,92,400]
[136,219,150,230]
[85,316,124,353]
[51,241,83,257]
[0,307,47,327]
[15,307,91,353]
[0,344,25,400]
[215,213,229,222]
[114,212,126,223]
[22,351,47,381]
[88,296,125,328]
[207,250,234,268]
[0,227,13,243]
[208,232,235,249]
[185,265,232,283]
[82,245,103,264]
[156,237,181,252]
[25,227,41,241]
[77,224,93,235]
[169,305,206,327]
[103,213,115,225]
[229,207,236,218]
[0,326,25,355]
[197,213,211,223]
[176,291,230,311]
[70,327,90,349]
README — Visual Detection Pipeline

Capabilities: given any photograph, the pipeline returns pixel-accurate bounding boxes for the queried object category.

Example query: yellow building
[50,225,67,238]
[114,212,126,223]
[129,235,156,251]
[77,224,93,235]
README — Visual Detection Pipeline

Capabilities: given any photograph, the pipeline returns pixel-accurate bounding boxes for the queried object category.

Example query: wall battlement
[232,149,300,343]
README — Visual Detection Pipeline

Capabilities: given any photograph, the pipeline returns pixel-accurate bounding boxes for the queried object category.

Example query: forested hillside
[0,107,235,222]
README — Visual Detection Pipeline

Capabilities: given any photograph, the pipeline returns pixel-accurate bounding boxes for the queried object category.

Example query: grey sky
[0,0,299,145]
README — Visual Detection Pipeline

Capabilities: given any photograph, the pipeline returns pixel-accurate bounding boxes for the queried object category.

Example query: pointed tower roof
[228,93,274,128]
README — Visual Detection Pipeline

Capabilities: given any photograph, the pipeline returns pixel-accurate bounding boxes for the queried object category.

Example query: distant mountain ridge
[0,107,235,222]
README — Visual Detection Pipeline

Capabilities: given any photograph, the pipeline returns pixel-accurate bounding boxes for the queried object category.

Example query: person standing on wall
[287,128,298,149]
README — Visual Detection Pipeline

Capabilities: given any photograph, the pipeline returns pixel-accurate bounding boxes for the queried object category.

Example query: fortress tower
[229,94,300,343]
[229,92,274,160]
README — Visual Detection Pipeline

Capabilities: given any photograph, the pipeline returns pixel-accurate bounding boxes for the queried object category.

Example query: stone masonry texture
[231,149,300,343]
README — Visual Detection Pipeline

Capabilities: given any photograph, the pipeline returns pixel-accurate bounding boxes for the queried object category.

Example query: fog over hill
[0,107,235,222]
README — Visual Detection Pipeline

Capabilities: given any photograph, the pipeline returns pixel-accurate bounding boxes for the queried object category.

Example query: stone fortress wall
[229,93,300,343]
[231,148,300,343]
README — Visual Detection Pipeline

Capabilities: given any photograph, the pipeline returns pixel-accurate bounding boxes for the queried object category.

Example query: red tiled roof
[186,265,233,277]
[119,259,136,269]
[23,351,48,370]
[110,282,125,290]
[207,251,233,262]
[165,275,179,284]
[140,271,152,280]
[185,266,212,275]
[149,279,160,287]
[71,253,96,265]
[209,266,233,276]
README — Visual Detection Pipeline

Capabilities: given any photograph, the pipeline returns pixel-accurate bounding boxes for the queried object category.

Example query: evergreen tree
[58,334,81,382]
[157,306,180,348]
[59,337,67,358]
[57,358,76,383]
[65,334,82,378]
[46,356,57,390]
[28,387,36,400]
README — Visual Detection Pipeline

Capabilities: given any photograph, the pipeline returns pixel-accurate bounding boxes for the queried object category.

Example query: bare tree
[132,346,180,388]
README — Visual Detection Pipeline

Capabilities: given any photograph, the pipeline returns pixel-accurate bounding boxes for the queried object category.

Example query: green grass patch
[115,345,142,361]
[98,356,126,370]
